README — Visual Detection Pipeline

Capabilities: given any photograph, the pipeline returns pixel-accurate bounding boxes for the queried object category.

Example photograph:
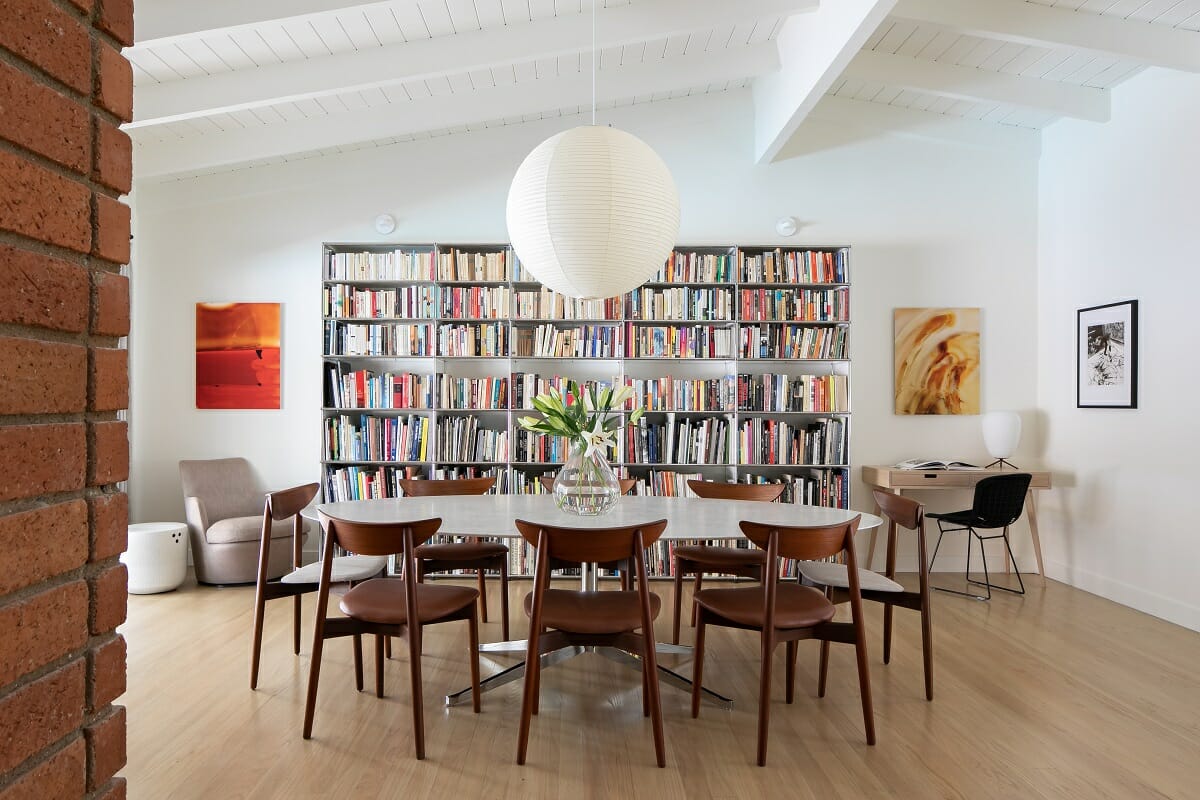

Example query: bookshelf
[321,242,852,575]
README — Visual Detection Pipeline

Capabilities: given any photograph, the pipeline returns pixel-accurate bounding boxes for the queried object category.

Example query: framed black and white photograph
[1077,300,1138,408]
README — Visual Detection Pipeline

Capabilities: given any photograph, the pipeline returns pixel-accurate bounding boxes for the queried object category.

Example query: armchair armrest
[183,495,210,540]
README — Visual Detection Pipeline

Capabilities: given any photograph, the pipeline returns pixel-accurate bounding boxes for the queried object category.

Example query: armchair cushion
[207,516,301,545]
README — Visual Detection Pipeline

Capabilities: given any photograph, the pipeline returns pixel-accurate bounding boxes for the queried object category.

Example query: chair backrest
[397,476,495,497]
[514,519,667,566]
[872,490,922,531]
[260,483,319,570]
[266,483,319,523]
[969,474,1032,528]
[179,457,264,521]
[538,476,639,495]
[319,512,443,558]
[687,479,784,503]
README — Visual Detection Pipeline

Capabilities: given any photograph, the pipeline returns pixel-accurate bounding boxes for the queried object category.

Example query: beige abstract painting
[894,308,980,415]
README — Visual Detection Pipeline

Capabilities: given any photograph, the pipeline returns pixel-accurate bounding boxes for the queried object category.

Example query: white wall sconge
[775,216,799,237]
[982,410,1022,469]
[374,213,397,235]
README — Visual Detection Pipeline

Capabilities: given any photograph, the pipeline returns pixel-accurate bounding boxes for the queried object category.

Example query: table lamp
[982,411,1021,469]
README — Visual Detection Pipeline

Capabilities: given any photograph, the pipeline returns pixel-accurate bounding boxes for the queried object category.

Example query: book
[893,459,980,470]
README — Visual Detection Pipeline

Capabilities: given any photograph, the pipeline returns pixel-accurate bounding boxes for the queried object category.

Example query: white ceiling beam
[130,0,815,128]
[893,0,1200,73]
[843,50,1110,122]
[752,0,898,164]
[132,42,779,179]
[134,1,391,44]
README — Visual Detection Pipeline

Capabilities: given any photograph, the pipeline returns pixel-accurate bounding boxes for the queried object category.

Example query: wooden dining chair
[304,512,481,759]
[670,479,785,644]
[514,517,670,768]
[249,483,387,689]
[691,516,874,766]
[397,477,509,639]
[798,491,933,700]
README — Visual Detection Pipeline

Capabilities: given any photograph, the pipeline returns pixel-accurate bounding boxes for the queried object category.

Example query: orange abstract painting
[894,307,980,415]
[196,303,281,409]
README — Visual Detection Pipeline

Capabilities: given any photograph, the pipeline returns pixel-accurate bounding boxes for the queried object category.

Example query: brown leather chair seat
[695,583,835,629]
[673,544,766,568]
[340,579,479,625]
[523,589,662,635]
[416,541,509,560]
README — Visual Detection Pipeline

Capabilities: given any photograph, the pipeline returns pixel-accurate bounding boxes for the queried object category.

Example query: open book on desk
[893,459,981,470]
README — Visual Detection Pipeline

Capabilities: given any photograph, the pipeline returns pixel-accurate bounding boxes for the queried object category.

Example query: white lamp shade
[506,125,680,299]
[982,411,1022,459]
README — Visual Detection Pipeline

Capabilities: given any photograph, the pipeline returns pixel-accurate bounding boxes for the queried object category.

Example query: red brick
[88,347,128,412]
[0,581,88,686]
[89,562,125,635]
[0,337,86,416]
[95,42,132,123]
[0,737,86,800]
[0,151,92,253]
[0,246,89,333]
[0,59,89,172]
[0,501,89,595]
[88,420,128,486]
[0,659,85,773]
[92,194,130,265]
[0,0,92,94]
[96,0,133,47]
[93,119,131,194]
[0,423,86,503]
[91,271,129,337]
[93,777,126,800]
[89,634,125,711]
[88,492,127,563]
[84,705,125,791]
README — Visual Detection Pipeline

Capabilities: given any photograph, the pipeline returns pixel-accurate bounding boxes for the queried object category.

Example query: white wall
[130,89,1041,570]
[1037,68,1200,631]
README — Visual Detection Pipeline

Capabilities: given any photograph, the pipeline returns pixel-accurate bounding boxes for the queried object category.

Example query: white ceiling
[126,0,1200,181]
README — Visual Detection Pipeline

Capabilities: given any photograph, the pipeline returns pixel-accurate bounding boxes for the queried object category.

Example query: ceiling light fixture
[505,0,680,299]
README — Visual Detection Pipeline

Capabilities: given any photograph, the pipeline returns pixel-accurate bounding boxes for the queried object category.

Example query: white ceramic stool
[122,522,189,594]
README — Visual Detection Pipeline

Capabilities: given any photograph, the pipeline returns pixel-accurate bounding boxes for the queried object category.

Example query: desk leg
[1026,489,1046,583]
[866,489,899,571]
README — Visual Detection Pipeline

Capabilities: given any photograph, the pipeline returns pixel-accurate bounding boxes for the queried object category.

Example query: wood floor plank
[120,575,1200,799]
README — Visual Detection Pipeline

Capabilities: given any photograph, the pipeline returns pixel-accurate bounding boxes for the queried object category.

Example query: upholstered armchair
[179,457,307,585]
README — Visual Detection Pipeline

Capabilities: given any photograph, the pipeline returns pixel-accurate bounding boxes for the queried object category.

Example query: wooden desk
[861,466,1052,579]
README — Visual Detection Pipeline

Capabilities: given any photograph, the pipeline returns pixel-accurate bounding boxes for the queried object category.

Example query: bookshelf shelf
[321,242,852,574]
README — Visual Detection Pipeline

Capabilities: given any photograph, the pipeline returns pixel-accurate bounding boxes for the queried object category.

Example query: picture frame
[1077,300,1137,409]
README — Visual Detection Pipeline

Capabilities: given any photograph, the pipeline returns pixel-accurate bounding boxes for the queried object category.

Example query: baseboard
[1045,558,1200,633]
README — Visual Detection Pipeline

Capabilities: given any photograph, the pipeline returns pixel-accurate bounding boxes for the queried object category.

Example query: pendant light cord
[591,0,597,125]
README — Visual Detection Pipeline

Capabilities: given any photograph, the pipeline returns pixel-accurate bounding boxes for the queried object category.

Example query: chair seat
[673,544,766,568]
[339,579,478,624]
[925,509,986,526]
[796,561,904,593]
[415,540,509,561]
[695,583,835,629]
[207,516,299,545]
[280,555,388,585]
[523,589,661,635]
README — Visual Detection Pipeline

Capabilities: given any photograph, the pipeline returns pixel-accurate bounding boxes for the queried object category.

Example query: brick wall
[0,0,132,797]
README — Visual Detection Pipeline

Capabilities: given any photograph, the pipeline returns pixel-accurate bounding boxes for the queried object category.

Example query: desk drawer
[887,471,982,488]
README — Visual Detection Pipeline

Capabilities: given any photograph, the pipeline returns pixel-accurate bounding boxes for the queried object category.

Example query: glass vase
[553,441,621,516]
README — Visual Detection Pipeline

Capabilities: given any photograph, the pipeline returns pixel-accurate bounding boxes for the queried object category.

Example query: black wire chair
[927,473,1033,600]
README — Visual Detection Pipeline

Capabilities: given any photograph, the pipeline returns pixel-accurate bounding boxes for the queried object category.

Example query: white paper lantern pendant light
[505,1,680,300]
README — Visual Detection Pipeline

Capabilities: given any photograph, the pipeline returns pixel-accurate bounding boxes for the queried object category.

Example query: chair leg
[757,633,774,767]
[302,629,325,739]
[691,614,706,719]
[691,572,703,626]
[921,603,934,702]
[852,619,876,746]
[293,595,302,656]
[468,604,481,714]
[531,627,543,716]
[517,624,541,764]
[374,635,385,698]
[250,590,267,691]
[883,603,894,665]
[929,524,948,572]
[643,633,666,769]
[641,652,650,717]
[478,569,489,623]
[352,634,363,692]
[499,561,510,641]
[785,640,797,704]
[818,640,830,698]
[1001,530,1027,595]
[385,636,392,659]
[671,565,684,645]
[408,624,425,760]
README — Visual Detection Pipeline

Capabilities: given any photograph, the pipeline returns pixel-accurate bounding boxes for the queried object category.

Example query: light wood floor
[122,573,1200,799]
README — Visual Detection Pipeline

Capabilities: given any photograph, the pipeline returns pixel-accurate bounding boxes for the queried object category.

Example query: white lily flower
[581,417,616,458]
[610,383,634,408]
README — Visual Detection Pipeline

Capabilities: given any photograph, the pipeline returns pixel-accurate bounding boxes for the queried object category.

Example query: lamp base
[984,458,1020,470]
